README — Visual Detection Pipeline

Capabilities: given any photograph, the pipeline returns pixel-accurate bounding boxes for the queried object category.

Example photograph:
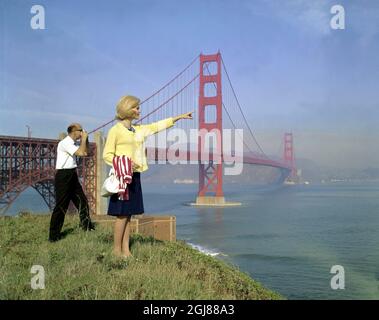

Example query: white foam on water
[187,242,227,257]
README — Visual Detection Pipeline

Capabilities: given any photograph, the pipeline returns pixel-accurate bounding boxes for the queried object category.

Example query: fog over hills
[141,157,379,185]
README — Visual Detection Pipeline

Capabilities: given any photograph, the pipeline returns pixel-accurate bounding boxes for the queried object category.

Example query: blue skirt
[107,172,144,216]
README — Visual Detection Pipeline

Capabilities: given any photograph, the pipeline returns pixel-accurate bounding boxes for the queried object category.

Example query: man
[49,123,95,242]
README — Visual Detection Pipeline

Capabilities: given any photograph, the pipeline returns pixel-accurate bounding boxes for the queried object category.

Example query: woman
[103,95,192,258]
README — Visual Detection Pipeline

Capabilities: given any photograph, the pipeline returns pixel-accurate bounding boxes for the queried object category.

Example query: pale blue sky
[1,0,378,168]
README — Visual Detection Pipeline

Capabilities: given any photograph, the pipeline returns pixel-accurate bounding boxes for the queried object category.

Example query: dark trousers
[49,168,92,240]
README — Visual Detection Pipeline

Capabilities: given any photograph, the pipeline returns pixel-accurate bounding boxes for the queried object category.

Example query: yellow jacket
[103,117,174,172]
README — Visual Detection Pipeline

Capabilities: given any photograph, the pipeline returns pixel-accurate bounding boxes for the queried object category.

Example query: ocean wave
[187,242,227,257]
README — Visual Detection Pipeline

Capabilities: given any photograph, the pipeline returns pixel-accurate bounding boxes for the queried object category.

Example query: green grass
[0,214,283,300]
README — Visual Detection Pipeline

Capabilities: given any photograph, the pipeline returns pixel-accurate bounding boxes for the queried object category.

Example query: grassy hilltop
[0,214,282,300]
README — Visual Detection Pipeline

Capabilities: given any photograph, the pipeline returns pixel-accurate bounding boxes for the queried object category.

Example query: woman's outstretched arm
[142,111,193,137]
[173,111,193,123]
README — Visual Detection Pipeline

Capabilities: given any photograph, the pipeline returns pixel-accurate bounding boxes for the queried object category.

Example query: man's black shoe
[81,222,96,231]
[48,235,61,242]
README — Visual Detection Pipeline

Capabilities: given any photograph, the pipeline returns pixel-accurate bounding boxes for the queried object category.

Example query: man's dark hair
[67,125,77,133]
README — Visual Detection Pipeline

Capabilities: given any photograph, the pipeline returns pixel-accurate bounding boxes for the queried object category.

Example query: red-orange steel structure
[283,132,296,179]
[0,135,97,215]
[198,52,224,197]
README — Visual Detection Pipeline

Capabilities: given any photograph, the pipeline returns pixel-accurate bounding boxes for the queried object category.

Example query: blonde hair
[115,95,140,120]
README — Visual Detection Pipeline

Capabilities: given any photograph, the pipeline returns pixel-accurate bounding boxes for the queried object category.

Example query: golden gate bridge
[0,52,296,215]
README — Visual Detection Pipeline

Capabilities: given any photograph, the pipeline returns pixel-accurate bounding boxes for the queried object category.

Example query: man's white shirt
[56,136,79,169]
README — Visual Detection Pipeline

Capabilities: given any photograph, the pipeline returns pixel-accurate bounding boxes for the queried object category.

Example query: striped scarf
[112,156,133,200]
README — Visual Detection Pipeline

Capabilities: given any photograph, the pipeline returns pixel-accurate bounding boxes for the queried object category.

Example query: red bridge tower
[195,53,240,206]
[283,132,297,181]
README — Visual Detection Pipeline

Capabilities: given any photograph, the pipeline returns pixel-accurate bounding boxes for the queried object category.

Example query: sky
[0,0,378,169]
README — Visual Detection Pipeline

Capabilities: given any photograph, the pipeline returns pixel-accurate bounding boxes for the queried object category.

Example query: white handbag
[101,168,120,197]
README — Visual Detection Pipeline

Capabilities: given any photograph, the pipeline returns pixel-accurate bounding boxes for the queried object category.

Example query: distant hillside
[143,159,379,184]
[295,159,379,183]
[143,162,284,185]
